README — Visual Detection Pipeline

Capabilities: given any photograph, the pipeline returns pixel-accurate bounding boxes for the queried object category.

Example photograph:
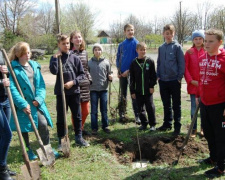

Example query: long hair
[69,31,86,51]
[8,42,31,61]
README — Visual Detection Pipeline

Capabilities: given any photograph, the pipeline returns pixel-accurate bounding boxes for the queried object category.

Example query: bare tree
[109,18,124,43]
[0,0,36,34]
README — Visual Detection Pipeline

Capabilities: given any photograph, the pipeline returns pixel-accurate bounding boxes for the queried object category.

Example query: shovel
[2,49,55,166]
[58,55,70,157]
[173,101,200,165]
[2,72,41,179]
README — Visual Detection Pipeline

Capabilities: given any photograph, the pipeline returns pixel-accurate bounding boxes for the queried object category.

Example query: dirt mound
[102,136,208,165]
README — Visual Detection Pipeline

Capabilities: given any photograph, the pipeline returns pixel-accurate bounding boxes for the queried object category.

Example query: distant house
[97,30,111,44]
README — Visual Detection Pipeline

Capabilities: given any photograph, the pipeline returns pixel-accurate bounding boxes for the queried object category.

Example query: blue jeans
[0,105,12,166]
[0,98,11,122]
[90,91,109,130]
[190,94,198,130]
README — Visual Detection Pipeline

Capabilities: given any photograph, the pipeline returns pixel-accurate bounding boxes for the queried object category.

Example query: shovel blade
[37,144,55,166]
[61,135,70,157]
[18,161,41,180]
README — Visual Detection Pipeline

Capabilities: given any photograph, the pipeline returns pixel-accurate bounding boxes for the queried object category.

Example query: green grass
[7,82,219,180]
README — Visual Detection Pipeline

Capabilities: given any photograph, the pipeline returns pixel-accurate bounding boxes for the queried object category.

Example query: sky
[40,0,224,30]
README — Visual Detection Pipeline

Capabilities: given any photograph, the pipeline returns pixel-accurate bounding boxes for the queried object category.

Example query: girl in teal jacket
[9,42,56,160]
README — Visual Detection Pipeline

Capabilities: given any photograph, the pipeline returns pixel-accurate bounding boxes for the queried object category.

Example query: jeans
[159,80,181,131]
[90,91,109,130]
[0,105,12,166]
[119,76,139,117]
[200,101,225,171]
[190,94,201,130]
[0,98,11,122]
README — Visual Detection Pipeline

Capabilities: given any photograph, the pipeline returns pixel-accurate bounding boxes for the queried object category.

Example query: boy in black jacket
[130,42,157,131]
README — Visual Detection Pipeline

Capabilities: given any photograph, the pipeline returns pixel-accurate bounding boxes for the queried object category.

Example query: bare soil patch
[101,136,208,165]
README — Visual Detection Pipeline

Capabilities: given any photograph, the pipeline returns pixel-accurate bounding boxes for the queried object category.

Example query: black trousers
[136,94,156,127]
[200,101,225,171]
[159,80,181,131]
[56,94,82,137]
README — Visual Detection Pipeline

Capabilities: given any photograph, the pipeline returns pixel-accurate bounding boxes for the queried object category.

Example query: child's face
[58,38,70,53]
[163,30,174,43]
[124,27,134,39]
[193,37,204,48]
[94,47,102,58]
[204,34,222,55]
[19,48,31,61]
[136,47,146,58]
[71,33,83,47]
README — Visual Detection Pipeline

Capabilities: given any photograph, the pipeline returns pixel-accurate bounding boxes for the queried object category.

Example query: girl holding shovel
[8,42,59,160]
[70,31,92,135]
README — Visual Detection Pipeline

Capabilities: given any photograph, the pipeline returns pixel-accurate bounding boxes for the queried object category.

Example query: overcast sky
[40,0,224,30]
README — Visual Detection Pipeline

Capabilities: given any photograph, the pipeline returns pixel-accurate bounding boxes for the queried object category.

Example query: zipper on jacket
[136,58,147,95]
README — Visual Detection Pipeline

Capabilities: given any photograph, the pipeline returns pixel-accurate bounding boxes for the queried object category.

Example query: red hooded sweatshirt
[198,48,225,105]
[184,47,205,94]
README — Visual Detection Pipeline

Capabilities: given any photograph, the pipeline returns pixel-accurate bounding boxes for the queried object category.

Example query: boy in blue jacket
[116,23,141,124]
[156,24,185,136]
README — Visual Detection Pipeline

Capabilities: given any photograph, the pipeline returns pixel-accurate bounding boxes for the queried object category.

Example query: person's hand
[33,101,39,107]
[23,104,31,114]
[0,65,8,74]
[121,70,129,77]
[131,94,136,99]
[223,109,225,116]
[108,74,113,81]
[195,97,199,105]
[191,80,198,87]
[53,50,62,58]
[150,88,154,94]
[2,78,10,87]
[64,81,74,89]
[157,78,160,81]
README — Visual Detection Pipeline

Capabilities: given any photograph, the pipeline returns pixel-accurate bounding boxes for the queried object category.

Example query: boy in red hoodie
[197,29,225,178]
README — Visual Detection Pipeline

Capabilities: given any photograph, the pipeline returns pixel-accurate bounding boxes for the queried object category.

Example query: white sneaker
[149,126,156,131]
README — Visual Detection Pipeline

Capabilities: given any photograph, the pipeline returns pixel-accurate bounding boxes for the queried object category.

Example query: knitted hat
[92,43,103,53]
[192,30,205,40]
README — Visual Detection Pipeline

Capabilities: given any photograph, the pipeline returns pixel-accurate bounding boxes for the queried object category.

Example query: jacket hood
[91,57,105,62]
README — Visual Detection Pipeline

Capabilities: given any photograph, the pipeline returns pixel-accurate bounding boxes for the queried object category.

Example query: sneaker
[191,129,197,138]
[27,149,38,161]
[204,166,225,178]
[103,127,111,134]
[57,144,62,152]
[92,129,98,135]
[0,166,14,180]
[157,125,172,131]
[52,148,60,159]
[149,126,156,131]
[139,125,147,131]
[200,128,204,137]
[198,157,216,165]
[6,166,16,176]
[75,137,90,147]
[82,130,91,136]
[135,117,141,125]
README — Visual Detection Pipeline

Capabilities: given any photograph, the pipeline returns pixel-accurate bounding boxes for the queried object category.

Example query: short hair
[57,34,69,43]
[163,24,175,33]
[124,23,134,31]
[136,42,147,50]
[205,29,224,41]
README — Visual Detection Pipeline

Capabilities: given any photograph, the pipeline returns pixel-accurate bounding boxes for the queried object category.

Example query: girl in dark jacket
[70,31,92,135]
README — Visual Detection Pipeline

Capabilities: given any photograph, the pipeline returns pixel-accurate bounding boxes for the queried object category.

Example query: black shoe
[103,127,111,134]
[92,129,98,135]
[75,137,90,147]
[0,166,14,180]
[7,167,16,176]
[82,130,91,136]
[157,125,172,131]
[135,117,141,125]
[172,130,180,137]
[204,166,225,178]
[139,125,147,131]
[198,157,216,166]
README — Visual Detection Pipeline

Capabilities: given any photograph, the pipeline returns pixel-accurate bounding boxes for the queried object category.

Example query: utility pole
[55,0,60,34]
[179,1,182,45]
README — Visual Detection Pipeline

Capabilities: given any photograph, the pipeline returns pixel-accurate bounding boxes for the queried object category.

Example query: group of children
[0,22,225,179]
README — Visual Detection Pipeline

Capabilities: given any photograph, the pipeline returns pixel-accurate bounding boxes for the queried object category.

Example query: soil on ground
[100,136,208,165]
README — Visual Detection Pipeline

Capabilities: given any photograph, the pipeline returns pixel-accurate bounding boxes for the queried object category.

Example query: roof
[97,31,110,37]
